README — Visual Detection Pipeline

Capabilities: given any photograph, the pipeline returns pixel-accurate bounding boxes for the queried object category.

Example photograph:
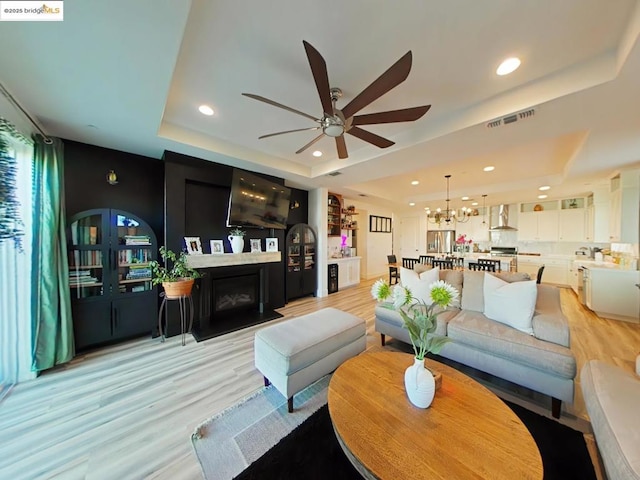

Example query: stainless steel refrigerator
[426,230,456,254]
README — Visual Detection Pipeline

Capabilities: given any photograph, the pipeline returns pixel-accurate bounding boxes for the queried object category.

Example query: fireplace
[213,273,259,314]
[190,263,283,341]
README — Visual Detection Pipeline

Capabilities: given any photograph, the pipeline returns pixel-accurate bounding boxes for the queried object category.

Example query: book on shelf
[89,226,97,245]
[124,235,151,245]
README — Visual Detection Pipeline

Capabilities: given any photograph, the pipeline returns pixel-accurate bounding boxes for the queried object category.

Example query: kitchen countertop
[573,259,633,270]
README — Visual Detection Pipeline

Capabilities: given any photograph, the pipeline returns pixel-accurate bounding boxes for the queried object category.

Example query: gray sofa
[581,358,640,479]
[374,269,577,418]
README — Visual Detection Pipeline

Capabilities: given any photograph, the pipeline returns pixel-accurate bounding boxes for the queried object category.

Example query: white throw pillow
[400,267,440,305]
[483,273,537,334]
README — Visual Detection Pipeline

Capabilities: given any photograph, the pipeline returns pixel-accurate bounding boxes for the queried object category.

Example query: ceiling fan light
[324,125,344,137]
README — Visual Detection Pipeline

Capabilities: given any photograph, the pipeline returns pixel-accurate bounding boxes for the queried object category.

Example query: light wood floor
[0,280,638,479]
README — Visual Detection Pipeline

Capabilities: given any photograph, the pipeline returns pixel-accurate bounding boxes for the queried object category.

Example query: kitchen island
[574,260,640,323]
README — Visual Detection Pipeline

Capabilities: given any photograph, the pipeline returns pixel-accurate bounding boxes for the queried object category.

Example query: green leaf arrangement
[371,278,459,360]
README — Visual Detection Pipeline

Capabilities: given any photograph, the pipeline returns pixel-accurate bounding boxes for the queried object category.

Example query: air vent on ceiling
[486,108,536,129]
[327,171,342,176]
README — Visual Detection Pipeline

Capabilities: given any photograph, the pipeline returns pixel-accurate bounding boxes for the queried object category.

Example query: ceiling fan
[242,41,431,159]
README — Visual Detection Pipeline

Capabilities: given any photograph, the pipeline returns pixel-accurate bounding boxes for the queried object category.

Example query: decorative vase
[404,357,436,408]
[228,235,244,254]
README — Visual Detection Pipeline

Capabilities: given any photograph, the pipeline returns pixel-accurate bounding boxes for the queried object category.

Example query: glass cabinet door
[113,213,153,295]
[68,212,106,299]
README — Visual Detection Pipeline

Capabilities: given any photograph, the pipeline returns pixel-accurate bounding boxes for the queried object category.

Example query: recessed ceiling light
[461,196,469,201]
[411,180,419,185]
[312,150,322,157]
[496,57,521,76]
[409,202,416,206]
[538,194,548,199]
[471,202,479,206]
[483,166,495,172]
[198,104,214,116]
[538,185,550,191]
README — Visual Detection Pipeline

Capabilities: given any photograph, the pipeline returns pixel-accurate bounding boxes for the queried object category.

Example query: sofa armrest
[532,285,570,347]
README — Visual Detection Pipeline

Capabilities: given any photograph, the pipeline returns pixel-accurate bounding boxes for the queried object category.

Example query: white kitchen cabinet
[558,208,585,241]
[518,210,559,241]
[518,255,569,285]
[332,257,361,289]
[456,215,490,244]
[587,268,640,323]
[608,170,640,243]
[586,188,611,242]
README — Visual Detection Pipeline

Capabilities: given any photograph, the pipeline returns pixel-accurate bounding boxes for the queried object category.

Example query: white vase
[228,235,244,254]
[404,357,436,408]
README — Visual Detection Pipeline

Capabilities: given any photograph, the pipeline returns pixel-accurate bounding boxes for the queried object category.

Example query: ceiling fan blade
[335,136,348,159]
[352,105,431,126]
[341,51,413,119]
[303,41,333,116]
[259,127,321,140]
[347,126,395,148]
[242,93,319,122]
[295,133,325,154]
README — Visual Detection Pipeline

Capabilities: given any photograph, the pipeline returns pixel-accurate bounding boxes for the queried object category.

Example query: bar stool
[158,292,194,346]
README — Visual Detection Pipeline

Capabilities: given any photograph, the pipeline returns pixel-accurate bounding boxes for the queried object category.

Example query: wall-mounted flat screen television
[226,169,291,230]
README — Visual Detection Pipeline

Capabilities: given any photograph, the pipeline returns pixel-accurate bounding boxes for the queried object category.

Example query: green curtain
[31,136,74,372]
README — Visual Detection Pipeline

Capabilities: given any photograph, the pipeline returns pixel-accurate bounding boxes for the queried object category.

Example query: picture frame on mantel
[185,236,203,254]
[210,240,224,254]
[250,239,262,253]
[266,237,278,252]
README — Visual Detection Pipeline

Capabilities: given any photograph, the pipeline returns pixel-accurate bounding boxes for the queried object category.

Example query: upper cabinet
[518,201,559,242]
[609,171,640,244]
[558,198,586,242]
[328,193,359,237]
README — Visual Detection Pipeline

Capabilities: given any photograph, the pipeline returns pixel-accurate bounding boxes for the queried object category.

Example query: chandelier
[426,175,472,225]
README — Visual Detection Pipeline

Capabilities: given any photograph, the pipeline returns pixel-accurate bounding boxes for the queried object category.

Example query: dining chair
[445,256,464,268]
[467,262,496,272]
[387,255,399,284]
[402,258,420,269]
[432,259,454,270]
[536,265,545,284]
[478,258,501,272]
[419,255,435,266]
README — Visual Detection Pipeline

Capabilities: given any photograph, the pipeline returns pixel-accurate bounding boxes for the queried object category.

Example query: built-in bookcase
[67,208,158,350]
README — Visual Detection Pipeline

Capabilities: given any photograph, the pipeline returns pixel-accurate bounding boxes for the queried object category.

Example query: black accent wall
[64,140,164,245]
[64,140,308,339]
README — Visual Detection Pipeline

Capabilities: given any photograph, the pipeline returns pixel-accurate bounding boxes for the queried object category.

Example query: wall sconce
[106,170,118,185]
[290,200,300,210]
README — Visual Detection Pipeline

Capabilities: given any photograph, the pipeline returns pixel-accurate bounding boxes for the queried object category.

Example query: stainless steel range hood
[490,204,518,231]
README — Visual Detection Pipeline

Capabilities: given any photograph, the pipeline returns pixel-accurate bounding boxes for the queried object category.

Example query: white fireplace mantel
[185,251,282,269]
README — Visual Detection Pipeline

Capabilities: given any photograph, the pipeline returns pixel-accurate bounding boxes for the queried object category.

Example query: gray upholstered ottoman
[254,307,366,412]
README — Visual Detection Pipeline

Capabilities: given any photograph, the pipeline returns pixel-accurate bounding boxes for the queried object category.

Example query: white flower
[371,279,392,301]
[428,280,459,307]
[392,284,413,309]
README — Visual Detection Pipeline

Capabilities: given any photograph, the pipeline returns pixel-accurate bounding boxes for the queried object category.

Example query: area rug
[192,376,596,480]
[191,376,330,480]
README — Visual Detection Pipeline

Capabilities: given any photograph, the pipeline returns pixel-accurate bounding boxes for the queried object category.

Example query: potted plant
[149,246,201,298]
[228,226,246,254]
[371,278,458,408]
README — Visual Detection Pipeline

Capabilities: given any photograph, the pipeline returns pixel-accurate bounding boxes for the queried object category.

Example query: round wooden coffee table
[328,351,543,480]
